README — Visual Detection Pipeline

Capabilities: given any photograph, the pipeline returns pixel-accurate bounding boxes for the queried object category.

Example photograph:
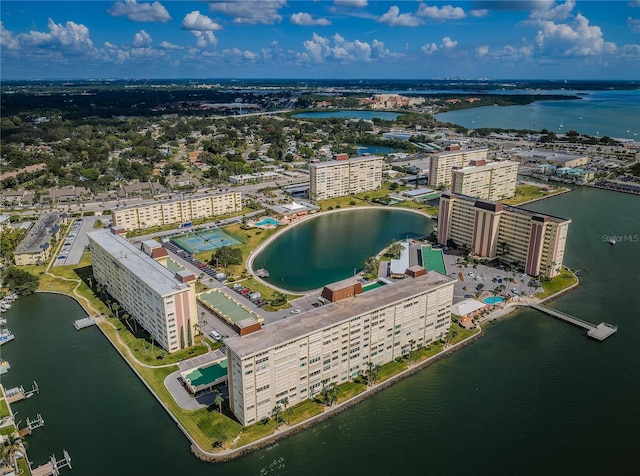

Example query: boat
[609,238,617,245]
[0,328,15,345]
[0,318,6,325]
[0,360,10,375]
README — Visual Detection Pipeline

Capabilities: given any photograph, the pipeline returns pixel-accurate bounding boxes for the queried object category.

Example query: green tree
[1,267,39,295]
[1,434,25,470]
[211,246,242,268]
[364,362,381,386]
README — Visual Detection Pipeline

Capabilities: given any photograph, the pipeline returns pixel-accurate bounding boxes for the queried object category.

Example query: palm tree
[271,404,282,425]
[1,434,25,470]
[281,397,290,425]
[364,361,381,386]
[112,302,121,320]
[213,388,224,413]
[408,339,417,363]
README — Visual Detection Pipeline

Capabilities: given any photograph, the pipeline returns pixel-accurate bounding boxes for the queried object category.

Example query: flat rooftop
[14,212,61,254]
[198,289,260,324]
[453,160,519,173]
[444,192,572,225]
[310,155,382,169]
[88,229,187,297]
[225,271,455,359]
[182,359,228,388]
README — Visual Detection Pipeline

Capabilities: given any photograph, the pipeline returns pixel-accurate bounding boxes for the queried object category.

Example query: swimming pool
[256,217,280,227]
[362,281,385,292]
[483,296,505,305]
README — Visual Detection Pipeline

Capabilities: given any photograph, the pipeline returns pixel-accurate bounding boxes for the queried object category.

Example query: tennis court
[171,228,241,254]
[421,246,447,275]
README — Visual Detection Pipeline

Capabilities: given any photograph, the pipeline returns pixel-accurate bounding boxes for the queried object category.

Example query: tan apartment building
[13,212,64,266]
[437,193,570,278]
[225,271,455,426]
[88,228,198,353]
[451,159,519,201]
[428,147,489,187]
[309,154,383,201]
[111,191,242,231]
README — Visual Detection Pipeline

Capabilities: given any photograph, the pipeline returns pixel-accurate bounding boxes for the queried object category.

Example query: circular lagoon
[253,208,434,292]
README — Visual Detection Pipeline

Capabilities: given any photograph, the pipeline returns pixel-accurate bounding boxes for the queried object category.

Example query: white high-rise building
[310,154,383,201]
[88,228,198,353]
[429,147,488,187]
[225,271,455,426]
[438,193,570,278]
[451,159,519,201]
[111,191,242,231]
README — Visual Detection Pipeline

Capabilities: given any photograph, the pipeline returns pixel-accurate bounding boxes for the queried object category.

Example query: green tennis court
[171,228,241,254]
[421,246,447,275]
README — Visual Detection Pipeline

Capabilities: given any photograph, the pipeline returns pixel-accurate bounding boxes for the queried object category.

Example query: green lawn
[377,360,408,382]
[536,267,578,299]
[337,381,368,404]
[502,185,567,205]
[0,399,10,419]
[286,399,324,426]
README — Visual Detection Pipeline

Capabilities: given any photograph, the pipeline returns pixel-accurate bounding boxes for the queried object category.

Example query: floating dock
[529,303,618,341]
[73,316,96,330]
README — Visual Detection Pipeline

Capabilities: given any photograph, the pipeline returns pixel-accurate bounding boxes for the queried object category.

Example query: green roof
[184,359,228,388]
[421,246,447,275]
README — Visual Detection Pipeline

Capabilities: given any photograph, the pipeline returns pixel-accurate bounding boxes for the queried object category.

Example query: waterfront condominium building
[428,147,489,188]
[111,191,242,231]
[437,193,571,278]
[88,228,198,353]
[224,271,455,426]
[451,159,519,201]
[13,212,64,266]
[309,154,383,201]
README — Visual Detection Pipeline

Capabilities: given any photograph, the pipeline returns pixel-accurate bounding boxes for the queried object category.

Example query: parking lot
[441,251,542,303]
[53,215,100,266]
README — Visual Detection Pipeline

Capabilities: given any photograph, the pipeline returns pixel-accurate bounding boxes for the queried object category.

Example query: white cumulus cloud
[476,45,489,57]
[421,43,438,55]
[300,32,401,63]
[529,0,575,21]
[534,13,616,56]
[471,9,490,18]
[0,22,20,50]
[417,4,466,20]
[133,29,152,47]
[207,1,286,25]
[159,41,182,50]
[108,0,171,23]
[442,37,457,48]
[334,0,368,7]
[378,6,422,27]
[290,13,331,26]
[181,11,222,31]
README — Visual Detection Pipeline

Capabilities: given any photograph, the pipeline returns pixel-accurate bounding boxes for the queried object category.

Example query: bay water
[1,186,638,475]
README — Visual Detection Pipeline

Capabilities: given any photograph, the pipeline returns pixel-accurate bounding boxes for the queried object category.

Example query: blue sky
[2,1,639,80]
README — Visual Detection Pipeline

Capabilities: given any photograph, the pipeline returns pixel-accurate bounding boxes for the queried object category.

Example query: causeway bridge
[528,303,618,341]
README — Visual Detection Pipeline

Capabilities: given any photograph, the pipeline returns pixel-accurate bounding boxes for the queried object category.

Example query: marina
[5,381,39,404]
[0,328,15,346]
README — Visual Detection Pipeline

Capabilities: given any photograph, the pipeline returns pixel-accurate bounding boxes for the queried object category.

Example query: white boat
[0,328,15,345]
[609,238,617,245]
[0,360,10,375]
[0,318,6,325]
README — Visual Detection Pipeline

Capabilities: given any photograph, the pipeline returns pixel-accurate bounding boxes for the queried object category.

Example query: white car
[290,309,301,314]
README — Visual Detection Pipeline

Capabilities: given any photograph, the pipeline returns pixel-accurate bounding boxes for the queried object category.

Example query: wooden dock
[5,381,39,404]
[73,316,96,330]
[529,303,618,340]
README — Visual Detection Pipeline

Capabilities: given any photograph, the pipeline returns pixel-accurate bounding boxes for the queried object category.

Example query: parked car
[210,330,221,341]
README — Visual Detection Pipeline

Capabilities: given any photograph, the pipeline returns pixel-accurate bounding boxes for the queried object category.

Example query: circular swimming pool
[483,296,505,305]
